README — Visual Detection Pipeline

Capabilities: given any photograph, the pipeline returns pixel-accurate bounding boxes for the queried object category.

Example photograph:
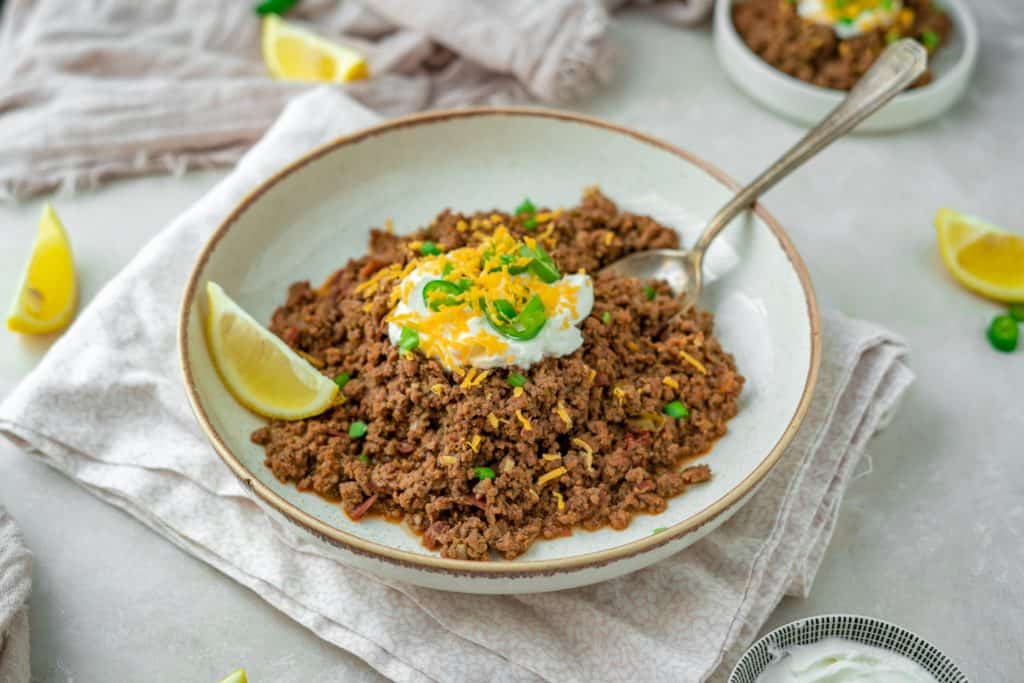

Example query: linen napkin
[0,506,31,683]
[0,0,713,202]
[0,87,912,682]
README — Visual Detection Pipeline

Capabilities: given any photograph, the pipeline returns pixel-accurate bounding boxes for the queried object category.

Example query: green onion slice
[473,466,496,480]
[663,400,689,419]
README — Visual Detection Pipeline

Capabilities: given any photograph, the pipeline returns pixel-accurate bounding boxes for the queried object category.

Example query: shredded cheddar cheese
[626,340,640,352]
[555,400,573,428]
[456,219,469,232]
[587,367,597,384]
[571,437,595,473]
[536,466,567,488]
[468,434,482,452]
[430,383,445,398]
[679,349,707,375]
[513,386,524,398]
[542,453,562,461]
[604,232,614,246]
[553,491,565,511]
[613,386,626,403]
[662,376,680,390]
[515,409,532,431]
[438,455,457,466]
[487,412,500,429]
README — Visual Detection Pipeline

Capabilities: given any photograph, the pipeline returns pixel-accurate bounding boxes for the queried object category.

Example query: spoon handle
[691,39,928,256]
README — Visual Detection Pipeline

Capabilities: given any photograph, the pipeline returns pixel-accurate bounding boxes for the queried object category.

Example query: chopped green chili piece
[357,454,369,464]
[518,243,561,283]
[398,327,420,352]
[456,277,473,291]
[422,280,463,311]
[523,217,538,230]
[1009,303,1024,323]
[254,0,298,15]
[837,17,854,26]
[664,400,689,419]
[652,527,668,534]
[601,311,612,325]
[441,262,454,277]
[880,0,893,8]
[987,315,1019,352]
[334,371,351,389]
[493,299,518,321]
[419,241,442,256]
[348,421,368,438]
[644,285,656,301]
[473,466,496,480]
[482,295,548,341]
[921,29,939,50]
[515,198,536,216]
[507,372,527,387]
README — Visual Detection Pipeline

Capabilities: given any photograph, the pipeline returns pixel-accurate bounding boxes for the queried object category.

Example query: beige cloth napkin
[0,88,912,682]
[0,0,712,202]
[0,506,31,683]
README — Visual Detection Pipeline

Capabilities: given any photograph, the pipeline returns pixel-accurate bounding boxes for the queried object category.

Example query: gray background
[2,7,1022,681]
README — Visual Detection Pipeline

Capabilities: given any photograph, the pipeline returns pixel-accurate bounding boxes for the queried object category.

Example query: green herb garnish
[507,372,527,388]
[515,198,536,216]
[664,401,689,419]
[473,466,496,480]
[357,454,369,464]
[601,311,612,325]
[987,315,1019,352]
[523,217,538,230]
[398,326,420,352]
[334,371,351,389]
[348,421,368,438]
[1008,303,1024,323]
[420,241,442,256]
[644,285,656,301]
[920,29,939,50]
[652,527,668,534]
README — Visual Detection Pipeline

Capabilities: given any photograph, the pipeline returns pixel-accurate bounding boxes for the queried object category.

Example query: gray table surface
[2,9,1022,682]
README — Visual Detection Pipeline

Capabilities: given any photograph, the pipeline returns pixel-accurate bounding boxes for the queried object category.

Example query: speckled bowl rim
[177,107,822,579]
[716,0,979,106]
[730,614,970,682]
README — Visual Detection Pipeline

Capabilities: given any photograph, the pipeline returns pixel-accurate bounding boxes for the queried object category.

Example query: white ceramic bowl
[731,614,968,682]
[178,109,821,594]
[714,0,978,132]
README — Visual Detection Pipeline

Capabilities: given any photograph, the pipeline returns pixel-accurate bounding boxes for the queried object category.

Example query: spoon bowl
[603,39,928,307]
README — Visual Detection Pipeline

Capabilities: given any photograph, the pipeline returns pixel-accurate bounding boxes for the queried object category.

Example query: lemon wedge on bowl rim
[261,14,369,83]
[7,204,77,335]
[205,281,338,420]
[935,208,1024,303]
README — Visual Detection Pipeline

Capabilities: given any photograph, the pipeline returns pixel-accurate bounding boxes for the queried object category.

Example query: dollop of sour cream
[383,229,593,371]
[798,0,903,39]
[757,638,937,683]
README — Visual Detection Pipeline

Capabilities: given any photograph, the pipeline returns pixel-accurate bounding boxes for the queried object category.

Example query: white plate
[178,109,821,593]
[714,0,978,132]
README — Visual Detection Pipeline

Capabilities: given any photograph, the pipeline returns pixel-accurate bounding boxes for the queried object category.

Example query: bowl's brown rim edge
[177,106,822,579]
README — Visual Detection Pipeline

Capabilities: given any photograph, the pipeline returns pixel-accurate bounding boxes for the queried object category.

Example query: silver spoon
[602,39,928,311]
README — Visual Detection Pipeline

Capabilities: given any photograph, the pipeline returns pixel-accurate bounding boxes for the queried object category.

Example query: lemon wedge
[261,14,369,83]
[7,204,77,334]
[935,208,1024,302]
[218,670,247,683]
[205,281,338,420]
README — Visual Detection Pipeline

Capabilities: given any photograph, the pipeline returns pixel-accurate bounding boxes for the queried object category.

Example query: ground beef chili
[732,0,952,91]
[251,189,744,560]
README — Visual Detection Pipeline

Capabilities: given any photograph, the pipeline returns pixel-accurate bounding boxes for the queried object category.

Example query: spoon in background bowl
[602,39,928,311]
